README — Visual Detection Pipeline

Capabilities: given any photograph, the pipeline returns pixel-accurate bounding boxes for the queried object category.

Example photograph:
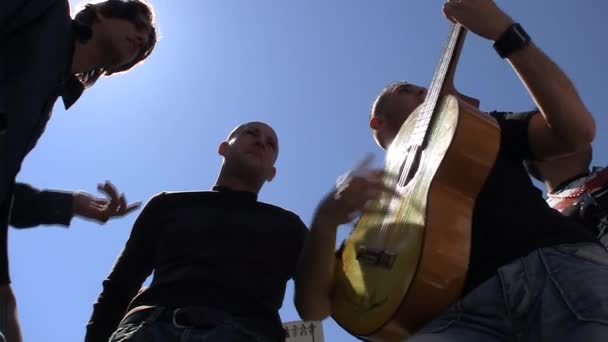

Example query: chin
[372,133,386,150]
[237,159,262,174]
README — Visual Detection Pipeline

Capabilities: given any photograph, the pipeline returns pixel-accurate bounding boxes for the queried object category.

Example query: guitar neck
[411,24,467,147]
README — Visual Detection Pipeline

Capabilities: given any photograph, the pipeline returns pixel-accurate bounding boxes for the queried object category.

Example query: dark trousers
[408,243,608,341]
[110,307,279,342]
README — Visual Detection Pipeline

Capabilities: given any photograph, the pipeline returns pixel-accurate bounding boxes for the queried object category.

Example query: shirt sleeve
[10,183,74,228]
[489,110,538,161]
[85,193,163,342]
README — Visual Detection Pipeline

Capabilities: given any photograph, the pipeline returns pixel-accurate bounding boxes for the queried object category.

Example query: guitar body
[331,94,500,341]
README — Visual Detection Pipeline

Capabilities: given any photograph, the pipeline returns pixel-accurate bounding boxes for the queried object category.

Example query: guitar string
[373,24,463,250]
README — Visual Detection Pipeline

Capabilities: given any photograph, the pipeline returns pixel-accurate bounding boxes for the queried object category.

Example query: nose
[134,32,147,50]
[253,138,265,150]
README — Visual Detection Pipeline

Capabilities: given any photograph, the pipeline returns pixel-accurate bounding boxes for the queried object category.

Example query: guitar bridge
[356,246,396,269]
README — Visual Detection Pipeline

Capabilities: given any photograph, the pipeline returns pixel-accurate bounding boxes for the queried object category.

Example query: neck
[71,41,103,75]
[215,171,263,194]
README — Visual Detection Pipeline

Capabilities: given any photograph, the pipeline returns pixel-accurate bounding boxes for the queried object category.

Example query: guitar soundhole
[397,145,422,188]
[356,245,397,269]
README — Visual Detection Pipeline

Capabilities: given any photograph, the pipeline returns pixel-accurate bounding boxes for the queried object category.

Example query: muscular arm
[443,0,595,160]
[294,215,338,321]
[295,161,387,320]
[507,43,595,160]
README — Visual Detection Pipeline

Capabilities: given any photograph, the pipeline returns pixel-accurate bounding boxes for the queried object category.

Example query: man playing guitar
[296,1,608,341]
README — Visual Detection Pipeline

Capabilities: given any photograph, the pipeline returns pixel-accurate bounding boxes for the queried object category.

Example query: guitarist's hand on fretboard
[443,0,514,41]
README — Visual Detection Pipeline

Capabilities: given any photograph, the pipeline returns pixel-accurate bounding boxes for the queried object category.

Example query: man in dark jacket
[0,1,157,340]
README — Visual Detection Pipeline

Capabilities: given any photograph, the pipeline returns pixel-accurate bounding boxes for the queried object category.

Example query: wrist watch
[493,23,531,59]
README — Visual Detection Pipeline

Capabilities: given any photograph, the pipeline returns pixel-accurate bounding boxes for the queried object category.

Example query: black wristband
[493,23,531,59]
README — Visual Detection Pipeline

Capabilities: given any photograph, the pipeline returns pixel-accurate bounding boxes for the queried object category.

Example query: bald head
[370,82,411,119]
[216,121,279,192]
[227,122,278,149]
[369,82,427,149]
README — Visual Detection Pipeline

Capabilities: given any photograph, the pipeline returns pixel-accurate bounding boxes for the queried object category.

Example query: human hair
[73,0,157,88]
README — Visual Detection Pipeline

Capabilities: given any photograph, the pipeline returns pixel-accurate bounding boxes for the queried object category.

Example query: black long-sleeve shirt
[85,186,309,342]
[11,183,73,228]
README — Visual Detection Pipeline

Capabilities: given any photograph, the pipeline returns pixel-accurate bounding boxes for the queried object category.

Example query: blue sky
[9,0,608,341]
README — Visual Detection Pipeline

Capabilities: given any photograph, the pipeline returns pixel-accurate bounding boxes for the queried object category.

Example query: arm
[295,160,389,320]
[0,285,22,342]
[444,0,595,160]
[294,207,339,320]
[509,43,594,159]
[10,181,141,229]
[84,194,161,342]
[10,183,73,228]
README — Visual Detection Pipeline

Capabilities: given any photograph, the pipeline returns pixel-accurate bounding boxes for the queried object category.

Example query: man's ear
[218,141,229,157]
[370,116,383,130]
[265,166,277,182]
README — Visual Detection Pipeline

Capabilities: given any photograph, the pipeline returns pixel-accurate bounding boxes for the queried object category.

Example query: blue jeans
[109,308,278,342]
[408,243,608,341]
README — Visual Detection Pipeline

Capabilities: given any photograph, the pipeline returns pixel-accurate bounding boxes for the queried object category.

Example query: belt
[120,306,231,329]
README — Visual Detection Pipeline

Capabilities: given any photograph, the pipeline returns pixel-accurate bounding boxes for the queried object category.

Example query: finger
[359,179,401,201]
[351,153,376,177]
[123,201,142,214]
[354,172,395,192]
[442,2,459,22]
[361,206,393,217]
[364,169,387,184]
[108,196,127,218]
[117,194,128,213]
[98,181,120,203]
[369,169,385,178]
[363,183,395,199]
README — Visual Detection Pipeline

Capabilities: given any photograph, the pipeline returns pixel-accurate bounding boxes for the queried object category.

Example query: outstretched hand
[73,181,141,224]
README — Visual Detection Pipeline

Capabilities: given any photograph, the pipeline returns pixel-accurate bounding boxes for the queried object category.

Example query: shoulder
[2,0,68,32]
[147,190,224,206]
[258,202,309,231]
[487,109,540,161]
[258,202,301,220]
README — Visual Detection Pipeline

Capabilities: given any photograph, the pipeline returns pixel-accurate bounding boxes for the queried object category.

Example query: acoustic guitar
[331,23,500,341]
